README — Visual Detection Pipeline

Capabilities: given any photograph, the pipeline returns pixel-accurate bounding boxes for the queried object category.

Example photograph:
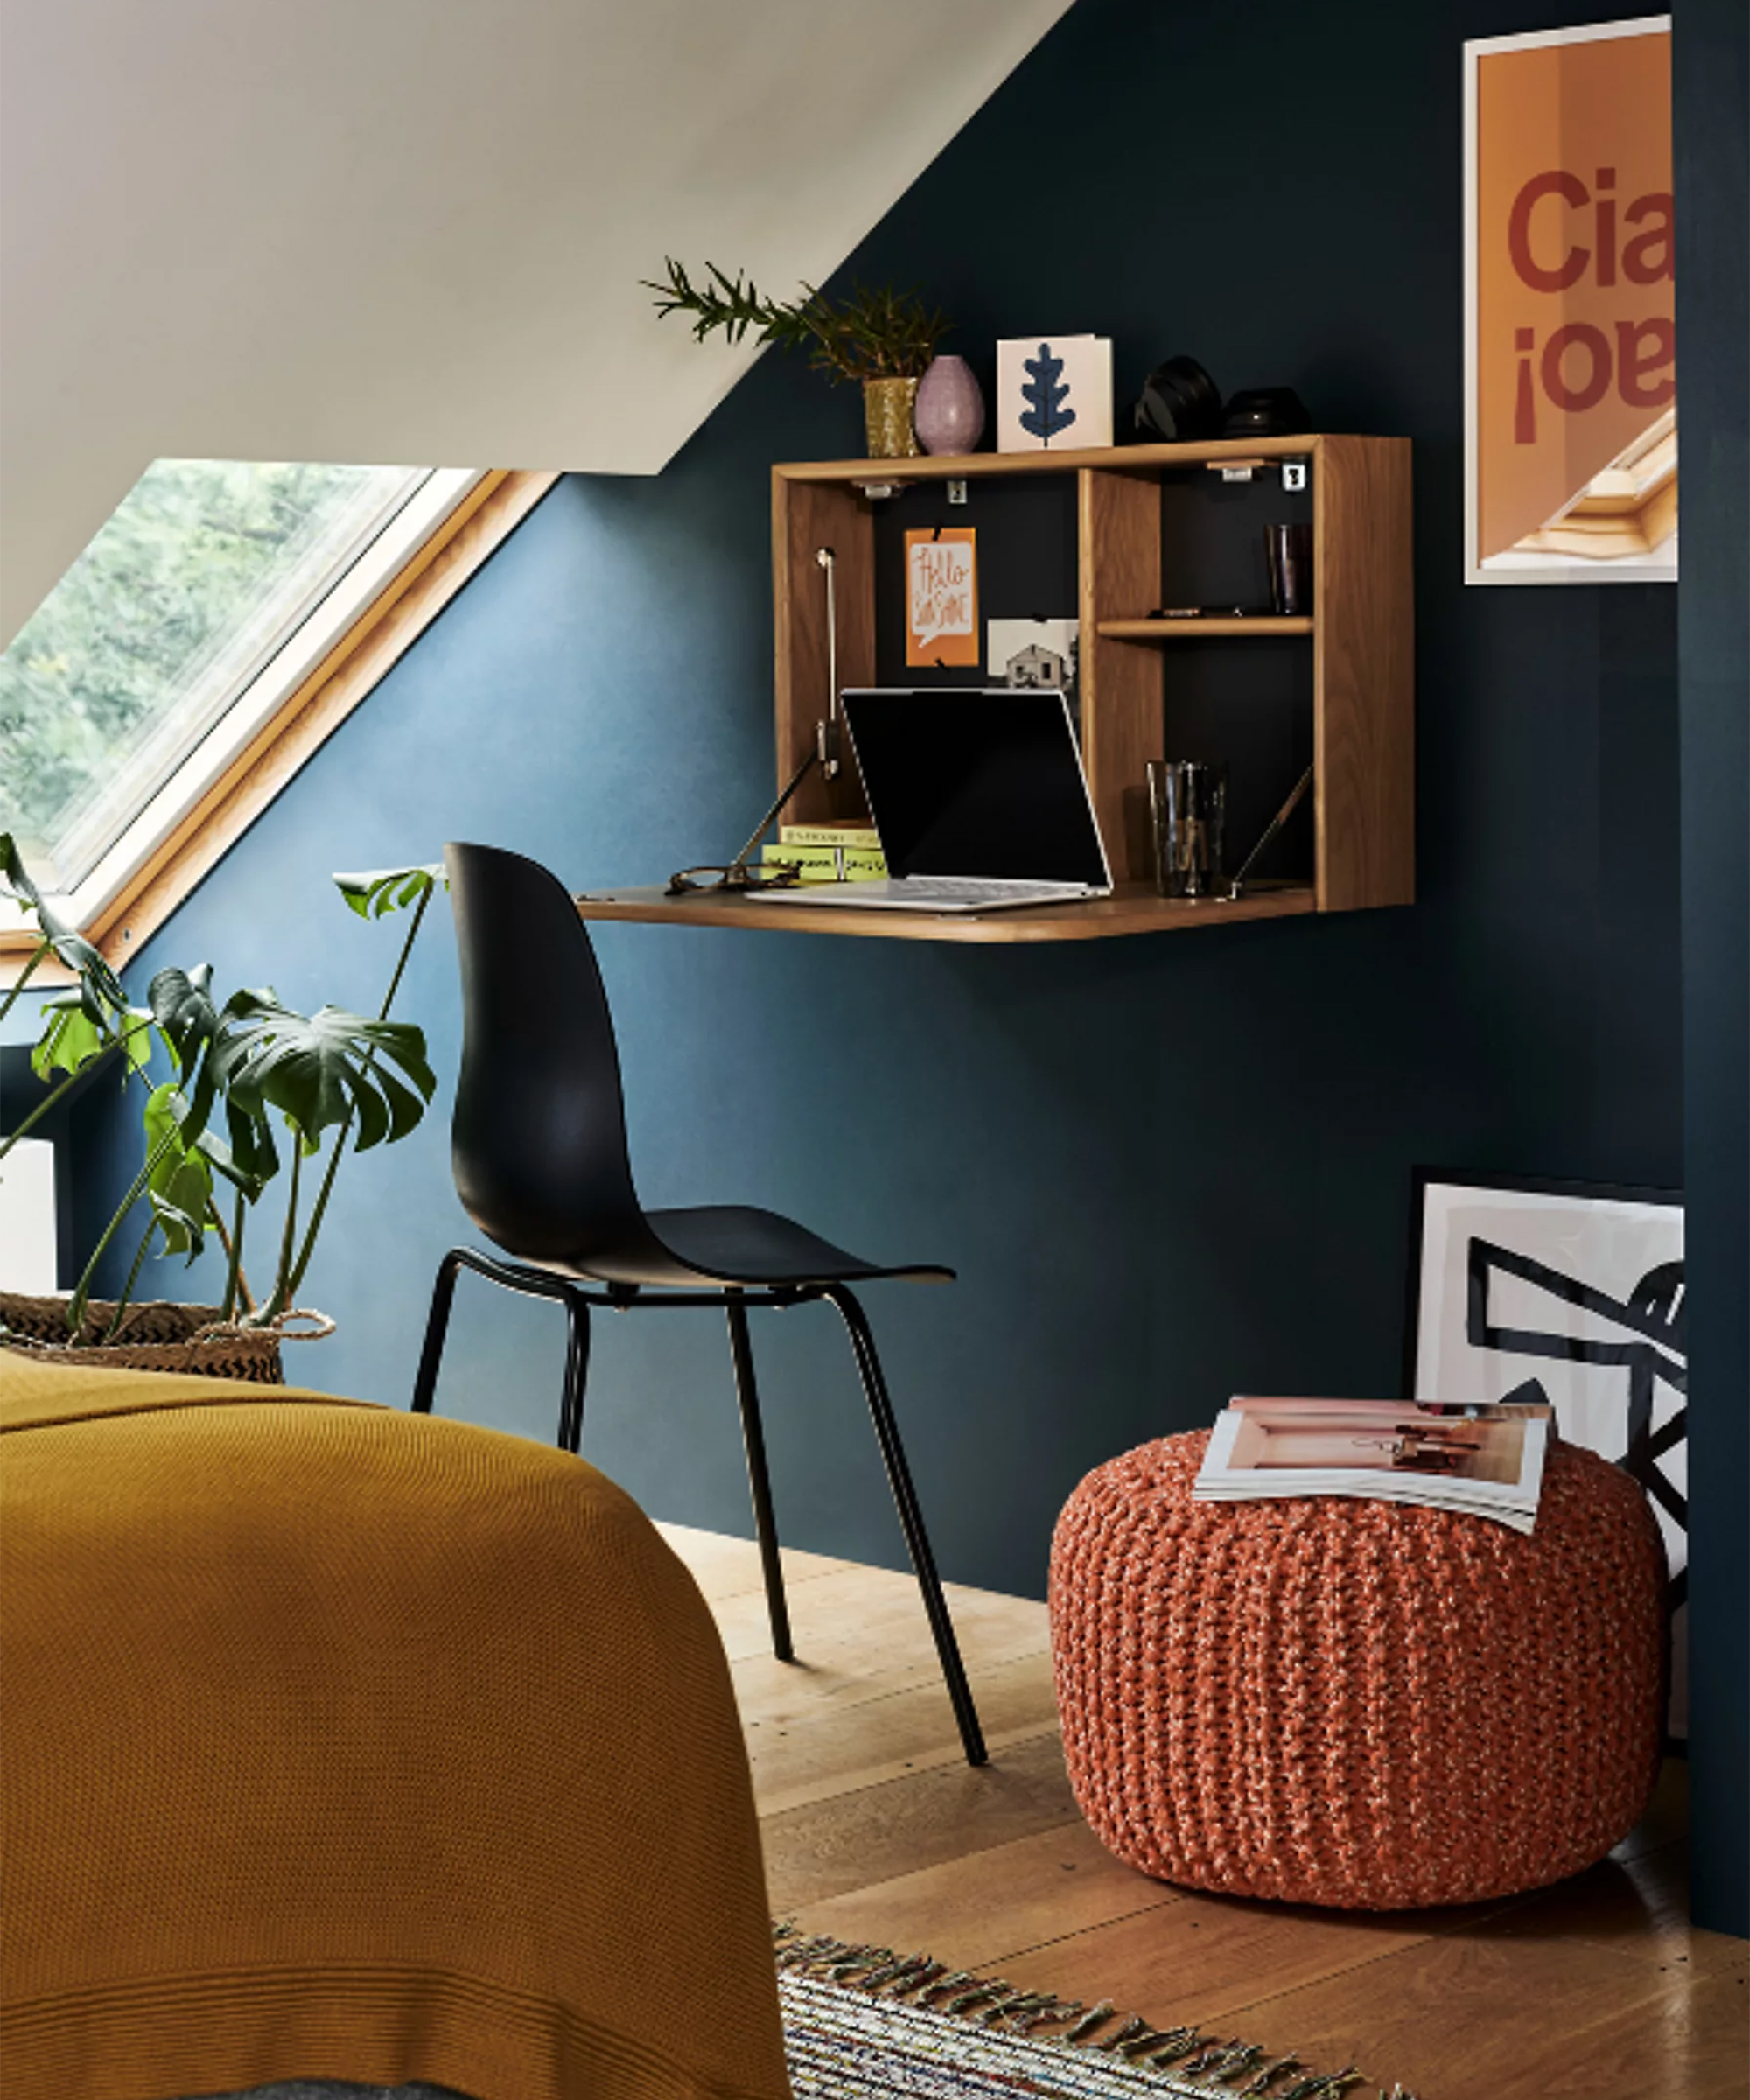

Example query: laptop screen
[840,689,1111,887]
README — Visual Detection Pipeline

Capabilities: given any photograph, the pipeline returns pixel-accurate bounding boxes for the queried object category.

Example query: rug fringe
[774,1922,1416,2099]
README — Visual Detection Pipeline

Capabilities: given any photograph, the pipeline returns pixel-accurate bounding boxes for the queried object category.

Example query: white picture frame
[1408,1169,1688,1734]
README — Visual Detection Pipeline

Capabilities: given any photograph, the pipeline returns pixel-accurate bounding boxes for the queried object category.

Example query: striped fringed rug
[775,1925,1418,2100]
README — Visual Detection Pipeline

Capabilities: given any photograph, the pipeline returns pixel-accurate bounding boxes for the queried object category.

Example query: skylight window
[1,459,435,892]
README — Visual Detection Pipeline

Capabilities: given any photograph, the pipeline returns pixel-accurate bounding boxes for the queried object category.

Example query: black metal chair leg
[411,1250,464,1414]
[557,1291,592,1455]
[822,1283,987,1766]
[726,1291,794,1662]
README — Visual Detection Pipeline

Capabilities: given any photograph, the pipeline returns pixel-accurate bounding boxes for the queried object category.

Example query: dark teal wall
[1675,0,1748,1942]
[106,4,1692,1614]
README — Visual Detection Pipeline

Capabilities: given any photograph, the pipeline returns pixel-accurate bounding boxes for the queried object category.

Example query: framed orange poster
[1464,18,1675,584]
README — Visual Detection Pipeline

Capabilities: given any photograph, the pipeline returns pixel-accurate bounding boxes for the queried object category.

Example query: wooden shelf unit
[772,433,1413,916]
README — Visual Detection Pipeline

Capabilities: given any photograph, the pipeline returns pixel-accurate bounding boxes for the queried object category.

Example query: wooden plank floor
[657,1522,1748,2100]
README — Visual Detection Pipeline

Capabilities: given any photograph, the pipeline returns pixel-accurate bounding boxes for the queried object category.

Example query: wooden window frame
[2,467,560,984]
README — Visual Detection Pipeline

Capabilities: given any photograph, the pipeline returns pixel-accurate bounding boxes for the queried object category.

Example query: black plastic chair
[411,842,986,1765]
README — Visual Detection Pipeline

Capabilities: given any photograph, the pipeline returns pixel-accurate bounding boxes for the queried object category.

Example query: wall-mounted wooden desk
[571,436,1407,950]
[773,433,1414,915]
[575,880,1314,944]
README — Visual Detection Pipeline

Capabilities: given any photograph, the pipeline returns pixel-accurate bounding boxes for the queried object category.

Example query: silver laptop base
[747,876,1106,914]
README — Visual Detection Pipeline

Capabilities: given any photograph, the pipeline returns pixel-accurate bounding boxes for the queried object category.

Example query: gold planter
[863,376,921,458]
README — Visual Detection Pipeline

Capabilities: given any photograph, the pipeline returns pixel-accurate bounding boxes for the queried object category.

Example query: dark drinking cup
[1265,522,1313,616]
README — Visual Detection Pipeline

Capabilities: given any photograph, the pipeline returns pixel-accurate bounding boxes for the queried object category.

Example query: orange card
[905,528,978,667]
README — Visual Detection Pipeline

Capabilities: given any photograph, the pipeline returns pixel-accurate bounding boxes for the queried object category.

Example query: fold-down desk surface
[572,881,1315,944]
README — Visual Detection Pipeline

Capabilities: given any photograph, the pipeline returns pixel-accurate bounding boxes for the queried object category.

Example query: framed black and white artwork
[1407,1170,1687,1734]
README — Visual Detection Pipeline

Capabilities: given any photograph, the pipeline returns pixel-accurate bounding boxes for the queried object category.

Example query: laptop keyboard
[889,877,1088,904]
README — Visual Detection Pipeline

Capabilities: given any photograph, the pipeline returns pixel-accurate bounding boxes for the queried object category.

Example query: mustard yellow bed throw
[0,1354,790,2100]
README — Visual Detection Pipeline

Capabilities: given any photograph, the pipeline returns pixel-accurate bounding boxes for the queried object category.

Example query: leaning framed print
[1463,18,1675,584]
[1406,1169,1688,1734]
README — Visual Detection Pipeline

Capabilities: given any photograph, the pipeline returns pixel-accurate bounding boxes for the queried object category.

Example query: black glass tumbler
[1264,522,1313,615]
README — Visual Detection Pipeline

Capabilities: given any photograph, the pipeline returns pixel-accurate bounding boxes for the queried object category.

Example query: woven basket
[0,1292,333,1385]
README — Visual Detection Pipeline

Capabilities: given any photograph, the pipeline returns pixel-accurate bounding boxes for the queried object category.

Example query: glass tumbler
[1148,760,1228,900]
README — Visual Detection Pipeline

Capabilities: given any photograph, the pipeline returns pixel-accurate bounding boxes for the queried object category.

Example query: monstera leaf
[332,863,444,920]
[210,996,435,1154]
[4,834,148,1179]
[150,964,223,1082]
[142,1084,216,1260]
[149,964,258,1139]
[222,1090,281,1191]
[0,830,129,1026]
[32,993,153,1083]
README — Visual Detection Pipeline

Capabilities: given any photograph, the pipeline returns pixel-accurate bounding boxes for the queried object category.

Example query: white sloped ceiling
[0,0,1070,645]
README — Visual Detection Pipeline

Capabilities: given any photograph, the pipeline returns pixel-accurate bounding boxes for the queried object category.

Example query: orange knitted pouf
[1049,1429,1666,1910]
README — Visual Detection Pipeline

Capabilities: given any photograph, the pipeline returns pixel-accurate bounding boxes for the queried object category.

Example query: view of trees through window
[0,458,427,890]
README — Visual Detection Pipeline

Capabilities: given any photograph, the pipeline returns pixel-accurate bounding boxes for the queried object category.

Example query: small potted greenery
[645,257,947,458]
[0,837,438,1382]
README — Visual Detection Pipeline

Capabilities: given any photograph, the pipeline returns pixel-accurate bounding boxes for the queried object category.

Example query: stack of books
[1193,1394,1552,1534]
[761,822,886,884]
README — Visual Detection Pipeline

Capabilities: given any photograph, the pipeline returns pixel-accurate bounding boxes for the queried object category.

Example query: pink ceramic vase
[914,355,985,456]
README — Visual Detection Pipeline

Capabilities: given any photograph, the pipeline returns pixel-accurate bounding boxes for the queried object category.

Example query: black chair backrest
[444,843,654,1268]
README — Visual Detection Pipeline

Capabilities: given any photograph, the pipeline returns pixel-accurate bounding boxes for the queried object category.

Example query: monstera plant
[1,839,439,1343]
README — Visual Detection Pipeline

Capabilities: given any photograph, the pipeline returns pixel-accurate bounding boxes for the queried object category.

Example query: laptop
[750,687,1113,914]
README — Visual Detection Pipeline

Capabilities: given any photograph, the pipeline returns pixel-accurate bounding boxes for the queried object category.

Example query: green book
[776,822,882,850]
[761,843,886,883]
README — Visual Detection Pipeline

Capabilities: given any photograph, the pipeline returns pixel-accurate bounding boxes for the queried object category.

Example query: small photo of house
[987,617,1079,704]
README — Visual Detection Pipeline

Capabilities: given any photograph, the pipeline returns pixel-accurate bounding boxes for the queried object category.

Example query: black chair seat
[560,1205,957,1291]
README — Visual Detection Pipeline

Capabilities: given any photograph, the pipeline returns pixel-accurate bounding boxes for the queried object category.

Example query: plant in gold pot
[645,257,947,458]
[0,839,438,1381]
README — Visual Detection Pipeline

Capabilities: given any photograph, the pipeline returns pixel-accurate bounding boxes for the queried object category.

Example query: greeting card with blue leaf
[998,334,1113,452]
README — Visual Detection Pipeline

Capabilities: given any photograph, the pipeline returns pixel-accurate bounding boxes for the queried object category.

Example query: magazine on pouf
[1193,1395,1551,1533]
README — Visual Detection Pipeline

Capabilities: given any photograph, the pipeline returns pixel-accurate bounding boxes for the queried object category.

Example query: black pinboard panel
[872,474,1079,688]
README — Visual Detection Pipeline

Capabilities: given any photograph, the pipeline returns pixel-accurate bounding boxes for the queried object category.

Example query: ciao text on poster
[1465,18,1675,584]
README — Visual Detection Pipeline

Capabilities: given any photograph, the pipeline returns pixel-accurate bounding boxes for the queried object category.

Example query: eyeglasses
[666,860,802,897]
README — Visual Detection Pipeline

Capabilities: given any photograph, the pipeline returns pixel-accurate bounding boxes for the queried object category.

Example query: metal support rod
[816,546,840,779]
[418,1246,815,1317]
[726,1291,794,1662]
[684,746,821,898]
[557,1292,592,1455]
[410,1250,463,1415]
[822,1282,988,1766]
[1228,763,1314,900]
